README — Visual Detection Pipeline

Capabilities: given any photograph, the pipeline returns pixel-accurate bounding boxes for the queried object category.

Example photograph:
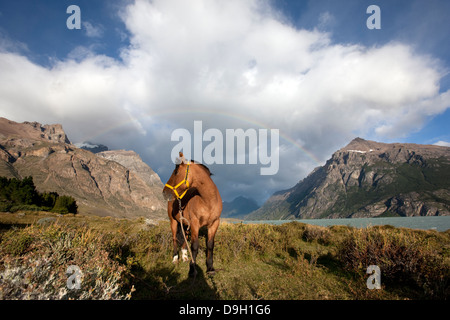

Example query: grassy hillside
[0,211,449,300]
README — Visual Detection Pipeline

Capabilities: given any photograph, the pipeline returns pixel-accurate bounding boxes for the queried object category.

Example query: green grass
[0,212,449,300]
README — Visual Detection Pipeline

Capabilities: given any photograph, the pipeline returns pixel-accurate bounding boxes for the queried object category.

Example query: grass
[0,211,449,300]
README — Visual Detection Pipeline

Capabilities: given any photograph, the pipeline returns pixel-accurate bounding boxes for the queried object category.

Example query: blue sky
[0,1,128,65]
[0,0,449,203]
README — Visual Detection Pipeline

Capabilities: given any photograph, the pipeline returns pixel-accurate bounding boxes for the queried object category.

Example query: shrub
[302,225,331,245]
[0,176,77,214]
[0,176,39,207]
[9,204,42,213]
[337,226,450,298]
[39,192,59,209]
[0,224,134,299]
[52,195,78,214]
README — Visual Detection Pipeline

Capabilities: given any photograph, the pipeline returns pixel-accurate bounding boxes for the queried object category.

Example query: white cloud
[434,141,450,147]
[0,0,449,203]
[82,21,104,38]
[318,11,335,30]
[0,31,28,54]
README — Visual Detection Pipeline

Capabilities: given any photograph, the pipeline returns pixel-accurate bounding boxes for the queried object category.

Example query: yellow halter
[165,162,191,200]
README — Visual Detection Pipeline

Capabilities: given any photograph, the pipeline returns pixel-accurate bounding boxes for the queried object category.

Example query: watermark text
[171,121,279,175]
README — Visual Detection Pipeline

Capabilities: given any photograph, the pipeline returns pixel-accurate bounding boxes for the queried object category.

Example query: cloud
[317,11,335,30]
[83,21,105,38]
[0,30,28,54]
[0,0,449,203]
[434,141,450,147]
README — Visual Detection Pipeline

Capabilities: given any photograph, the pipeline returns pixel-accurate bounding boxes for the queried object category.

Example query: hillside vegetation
[0,176,77,214]
[0,212,449,300]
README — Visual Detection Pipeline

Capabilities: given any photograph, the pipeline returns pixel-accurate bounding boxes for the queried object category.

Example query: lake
[242,216,450,232]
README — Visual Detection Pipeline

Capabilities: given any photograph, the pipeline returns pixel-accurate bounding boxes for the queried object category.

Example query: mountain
[76,141,109,153]
[222,196,259,219]
[248,138,450,220]
[97,150,163,188]
[0,117,166,219]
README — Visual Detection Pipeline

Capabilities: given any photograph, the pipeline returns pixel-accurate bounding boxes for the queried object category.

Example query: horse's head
[162,152,192,201]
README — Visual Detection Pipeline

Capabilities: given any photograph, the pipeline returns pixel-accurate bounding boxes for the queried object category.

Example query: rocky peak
[0,117,166,219]
[97,150,163,187]
[334,138,449,166]
[0,117,71,144]
[342,137,374,151]
[248,137,450,220]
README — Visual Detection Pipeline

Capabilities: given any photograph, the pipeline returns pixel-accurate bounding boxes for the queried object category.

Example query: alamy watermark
[366,265,381,289]
[66,265,82,290]
[170,121,279,175]
[366,5,381,30]
[66,5,81,30]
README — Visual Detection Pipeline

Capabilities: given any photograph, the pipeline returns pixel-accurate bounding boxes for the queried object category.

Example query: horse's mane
[173,160,212,176]
[191,160,213,176]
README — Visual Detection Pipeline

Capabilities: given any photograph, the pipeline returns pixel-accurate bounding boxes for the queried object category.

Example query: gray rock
[37,217,57,225]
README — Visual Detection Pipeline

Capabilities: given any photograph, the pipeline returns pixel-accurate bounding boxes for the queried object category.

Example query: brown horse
[162,153,222,277]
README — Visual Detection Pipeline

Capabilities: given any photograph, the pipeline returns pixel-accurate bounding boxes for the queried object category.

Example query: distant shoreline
[236,216,450,232]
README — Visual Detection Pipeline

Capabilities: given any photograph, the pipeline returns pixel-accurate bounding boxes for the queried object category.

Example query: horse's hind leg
[181,240,189,262]
[206,219,220,274]
[173,221,190,262]
[170,219,179,263]
[189,226,199,277]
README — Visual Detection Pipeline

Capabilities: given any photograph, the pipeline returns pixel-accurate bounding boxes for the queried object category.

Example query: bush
[40,192,59,209]
[337,226,450,298]
[302,225,331,245]
[0,176,77,214]
[9,204,43,213]
[0,201,12,212]
[0,176,39,206]
[0,224,134,299]
[52,195,78,214]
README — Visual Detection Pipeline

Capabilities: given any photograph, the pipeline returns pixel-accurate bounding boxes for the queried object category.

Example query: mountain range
[222,196,259,219]
[1,117,449,221]
[0,117,166,219]
[248,137,450,220]
[76,141,109,154]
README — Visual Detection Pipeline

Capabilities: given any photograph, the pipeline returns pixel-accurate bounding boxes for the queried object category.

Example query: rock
[37,217,57,225]
[97,150,163,187]
[249,138,450,219]
[0,117,71,144]
[0,117,167,220]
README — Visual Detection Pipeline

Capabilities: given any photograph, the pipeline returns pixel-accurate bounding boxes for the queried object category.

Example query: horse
[162,152,222,277]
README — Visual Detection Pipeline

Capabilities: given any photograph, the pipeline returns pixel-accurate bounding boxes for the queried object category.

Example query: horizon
[1,0,449,204]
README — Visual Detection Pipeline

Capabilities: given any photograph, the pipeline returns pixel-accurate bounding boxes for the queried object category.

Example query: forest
[0,176,77,214]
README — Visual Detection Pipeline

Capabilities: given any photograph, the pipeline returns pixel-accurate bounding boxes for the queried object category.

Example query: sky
[0,0,449,205]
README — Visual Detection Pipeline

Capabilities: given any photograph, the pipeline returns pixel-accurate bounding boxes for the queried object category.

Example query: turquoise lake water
[242,216,450,232]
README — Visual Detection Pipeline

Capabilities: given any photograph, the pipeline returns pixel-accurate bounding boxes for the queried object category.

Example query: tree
[52,195,78,214]
[40,192,59,209]
[0,176,77,214]
[0,176,39,205]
